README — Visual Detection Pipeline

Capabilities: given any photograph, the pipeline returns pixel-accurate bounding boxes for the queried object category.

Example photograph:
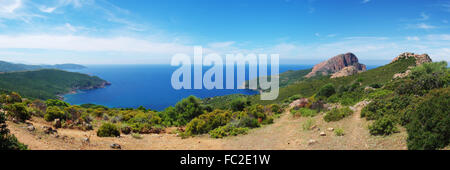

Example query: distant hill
[0,61,86,72]
[305,53,366,78]
[0,69,110,100]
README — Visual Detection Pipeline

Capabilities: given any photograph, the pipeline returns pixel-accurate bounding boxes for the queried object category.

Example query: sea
[63,65,379,111]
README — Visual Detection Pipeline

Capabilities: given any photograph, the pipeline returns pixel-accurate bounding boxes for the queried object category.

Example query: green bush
[368,116,398,136]
[120,124,132,134]
[291,108,318,117]
[173,96,205,126]
[230,98,251,112]
[97,123,120,137]
[184,110,233,136]
[269,104,283,114]
[324,107,353,122]
[209,124,249,138]
[0,113,27,150]
[317,83,336,98]
[45,99,69,107]
[44,106,68,122]
[334,128,345,136]
[6,103,30,122]
[406,88,449,150]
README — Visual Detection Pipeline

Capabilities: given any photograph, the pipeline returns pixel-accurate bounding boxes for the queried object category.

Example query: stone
[82,137,90,143]
[306,53,367,78]
[27,125,35,131]
[53,119,61,129]
[289,98,310,108]
[308,139,318,145]
[320,132,326,136]
[327,128,334,132]
[110,143,121,149]
[331,66,361,78]
[393,70,412,79]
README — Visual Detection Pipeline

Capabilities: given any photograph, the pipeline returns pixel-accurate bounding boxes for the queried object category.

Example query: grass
[302,118,315,131]
[131,133,143,139]
[291,108,318,117]
[334,128,345,136]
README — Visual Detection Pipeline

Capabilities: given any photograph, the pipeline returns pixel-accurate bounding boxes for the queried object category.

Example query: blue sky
[0,0,449,64]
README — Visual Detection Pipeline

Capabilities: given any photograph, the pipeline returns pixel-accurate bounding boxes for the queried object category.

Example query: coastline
[57,81,111,100]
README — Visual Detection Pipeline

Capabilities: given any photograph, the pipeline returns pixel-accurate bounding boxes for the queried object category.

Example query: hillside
[0,60,86,72]
[0,69,109,100]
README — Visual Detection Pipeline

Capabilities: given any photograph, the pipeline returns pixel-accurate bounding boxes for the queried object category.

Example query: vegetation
[323,107,353,122]
[302,118,315,131]
[291,108,318,117]
[0,60,85,72]
[334,128,345,136]
[0,69,108,100]
[97,123,120,137]
[0,112,27,150]
[5,103,30,122]
[368,116,398,136]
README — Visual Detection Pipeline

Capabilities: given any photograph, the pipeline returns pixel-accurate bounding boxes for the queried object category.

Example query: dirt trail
[7,101,407,150]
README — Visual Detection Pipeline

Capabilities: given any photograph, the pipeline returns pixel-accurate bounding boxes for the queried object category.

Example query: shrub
[291,108,318,117]
[317,83,336,98]
[234,114,260,128]
[6,103,30,122]
[120,124,132,134]
[269,104,283,114]
[334,128,345,136]
[131,133,143,139]
[230,98,251,112]
[44,106,67,122]
[97,123,120,137]
[406,88,450,150]
[45,99,69,107]
[209,124,249,138]
[0,113,27,150]
[64,105,83,121]
[302,118,315,131]
[368,116,398,136]
[173,96,205,125]
[324,107,353,122]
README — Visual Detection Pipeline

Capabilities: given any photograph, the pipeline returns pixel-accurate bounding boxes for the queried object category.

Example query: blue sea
[63,65,379,111]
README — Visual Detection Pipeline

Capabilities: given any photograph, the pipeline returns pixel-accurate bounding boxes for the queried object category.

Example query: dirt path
[7,101,408,150]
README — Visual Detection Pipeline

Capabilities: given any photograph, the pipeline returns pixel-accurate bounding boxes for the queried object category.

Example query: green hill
[0,60,86,72]
[0,69,109,100]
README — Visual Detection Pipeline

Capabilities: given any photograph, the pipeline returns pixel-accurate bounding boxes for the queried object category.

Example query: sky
[0,0,449,65]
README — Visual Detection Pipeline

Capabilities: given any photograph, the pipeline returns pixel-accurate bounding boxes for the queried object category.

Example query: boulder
[327,128,334,132]
[308,139,317,145]
[393,70,412,79]
[306,53,367,78]
[110,143,121,149]
[27,125,35,131]
[331,66,360,78]
[320,132,326,136]
[53,119,61,129]
[289,98,310,108]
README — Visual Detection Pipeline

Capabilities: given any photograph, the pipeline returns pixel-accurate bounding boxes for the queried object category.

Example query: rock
[27,125,35,131]
[327,128,334,132]
[320,132,326,136]
[311,125,318,130]
[43,126,57,134]
[83,123,93,131]
[331,66,361,78]
[306,53,367,78]
[364,86,376,92]
[110,143,121,149]
[391,52,432,66]
[12,118,19,124]
[53,119,61,129]
[82,137,90,143]
[393,70,412,79]
[308,139,318,145]
[289,98,310,108]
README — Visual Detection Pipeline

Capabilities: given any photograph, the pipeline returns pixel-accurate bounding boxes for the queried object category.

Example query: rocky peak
[305,53,367,78]
[390,52,432,66]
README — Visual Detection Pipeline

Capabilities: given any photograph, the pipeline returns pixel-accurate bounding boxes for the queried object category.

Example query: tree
[174,96,204,125]
[317,83,336,98]
[44,106,67,121]
[230,98,251,112]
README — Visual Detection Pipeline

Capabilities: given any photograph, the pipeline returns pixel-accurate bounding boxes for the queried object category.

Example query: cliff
[305,53,367,78]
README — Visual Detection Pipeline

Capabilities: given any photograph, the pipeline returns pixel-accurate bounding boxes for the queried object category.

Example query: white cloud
[0,0,22,13]
[39,6,56,13]
[415,23,436,30]
[208,41,235,48]
[420,12,430,20]
[406,36,420,41]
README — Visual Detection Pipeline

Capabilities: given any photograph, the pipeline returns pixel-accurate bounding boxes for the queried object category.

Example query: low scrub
[97,123,120,137]
[323,107,353,122]
[368,116,398,136]
[209,124,249,138]
[291,108,318,117]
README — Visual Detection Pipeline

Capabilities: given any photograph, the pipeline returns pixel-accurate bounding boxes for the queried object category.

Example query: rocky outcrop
[391,52,432,66]
[393,70,412,79]
[306,53,367,78]
[330,66,361,78]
